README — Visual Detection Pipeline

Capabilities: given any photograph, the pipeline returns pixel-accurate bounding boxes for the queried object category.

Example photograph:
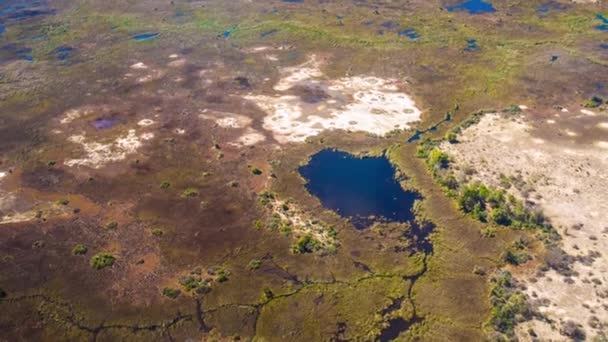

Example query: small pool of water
[90,117,120,130]
[132,32,159,41]
[596,14,608,31]
[299,150,421,229]
[398,28,420,40]
[447,0,496,14]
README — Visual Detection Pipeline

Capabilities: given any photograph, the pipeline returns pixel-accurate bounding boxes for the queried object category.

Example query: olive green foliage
[427,149,450,170]
[258,191,276,206]
[503,104,522,114]
[90,253,116,269]
[57,198,70,206]
[151,228,164,237]
[457,183,548,230]
[182,188,199,197]
[488,271,529,336]
[445,132,458,144]
[179,275,210,295]
[583,96,603,108]
[251,167,263,175]
[72,244,88,255]
[291,234,320,254]
[105,221,118,230]
[248,259,262,270]
[159,181,171,189]
[162,287,181,299]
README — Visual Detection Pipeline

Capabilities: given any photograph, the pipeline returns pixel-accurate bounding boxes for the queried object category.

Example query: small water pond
[447,0,496,14]
[299,150,421,229]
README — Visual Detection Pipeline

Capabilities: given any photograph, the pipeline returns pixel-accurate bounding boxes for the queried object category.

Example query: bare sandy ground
[441,112,608,340]
[245,55,421,143]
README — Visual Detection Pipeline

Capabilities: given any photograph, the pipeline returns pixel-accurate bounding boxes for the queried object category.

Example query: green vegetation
[105,221,118,230]
[291,234,320,254]
[57,198,70,206]
[457,183,549,230]
[179,275,211,295]
[251,167,263,175]
[426,149,450,170]
[162,287,181,299]
[182,188,199,197]
[258,191,276,206]
[445,132,458,144]
[583,96,603,108]
[89,253,116,269]
[72,244,88,255]
[248,259,262,270]
[488,271,529,337]
[159,181,171,189]
[503,104,522,114]
[151,228,164,237]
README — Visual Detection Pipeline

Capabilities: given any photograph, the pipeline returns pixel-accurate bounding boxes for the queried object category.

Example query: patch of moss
[182,188,199,197]
[162,287,181,299]
[72,244,88,255]
[248,259,262,270]
[89,253,116,269]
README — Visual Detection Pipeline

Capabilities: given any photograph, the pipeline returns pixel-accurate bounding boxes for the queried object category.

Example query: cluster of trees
[457,183,549,230]
[488,271,530,336]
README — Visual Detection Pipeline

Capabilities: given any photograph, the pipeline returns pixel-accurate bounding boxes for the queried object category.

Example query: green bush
[162,287,181,299]
[248,259,262,270]
[105,221,118,230]
[151,228,164,237]
[90,253,116,269]
[488,271,529,336]
[445,132,458,144]
[72,244,88,255]
[182,188,199,197]
[583,96,603,108]
[427,149,450,169]
[251,168,263,175]
[160,181,171,189]
[292,235,320,254]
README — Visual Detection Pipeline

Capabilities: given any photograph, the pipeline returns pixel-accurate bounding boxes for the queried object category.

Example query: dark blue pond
[90,117,120,130]
[465,39,478,51]
[596,14,608,31]
[299,150,421,229]
[54,45,73,61]
[447,0,496,14]
[132,32,159,41]
[399,28,420,40]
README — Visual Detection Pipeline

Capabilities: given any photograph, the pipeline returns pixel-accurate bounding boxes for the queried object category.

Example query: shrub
[491,207,512,226]
[488,271,529,336]
[105,221,118,230]
[182,188,199,197]
[251,168,263,175]
[57,199,70,206]
[151,228,164,237]
[72,244,88,255]
[292,235,320,254]
[583,96,603,108]
[445,132,458,144]
[90,253,116,269]
[248,259,262,270]
[162,287,181,299]
[160,181,170,189]
[427,149,449,169]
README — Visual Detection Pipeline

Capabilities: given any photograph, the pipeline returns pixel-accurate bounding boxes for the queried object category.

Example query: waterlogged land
[1,0,608,341]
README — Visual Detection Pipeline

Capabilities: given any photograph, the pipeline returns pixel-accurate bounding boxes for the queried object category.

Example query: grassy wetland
[1,0,608,341]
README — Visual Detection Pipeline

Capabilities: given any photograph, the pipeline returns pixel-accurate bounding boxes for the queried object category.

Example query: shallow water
[132,32,159,41]
[299,150,420,229]
[447,0,496,14]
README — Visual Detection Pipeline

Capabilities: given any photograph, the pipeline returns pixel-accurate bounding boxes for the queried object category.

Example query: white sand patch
[595,141,608,149]
[519,105,528,110]
[168,58,186,68]
[176,128,186,135]
[564,129,578,137]
[199,110,252,129]
[546,119,556,124]
[130,62,148,69]
[561,108,569,112]
[65,129,153,169]
[0,171,6,179]
[136,70,165,84]
[532,138,545,144]
[230,128,266,147]
[245,55,421,143]
[60,106,96,124]
[597,122,608,129]
[266,55,279,62]
[169,54,179,59]
[580,109,596,116]
[137,119,155,127]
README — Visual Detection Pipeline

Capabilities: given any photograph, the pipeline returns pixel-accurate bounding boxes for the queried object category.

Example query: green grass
[89,253,116,269]
[72,244,88,255]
